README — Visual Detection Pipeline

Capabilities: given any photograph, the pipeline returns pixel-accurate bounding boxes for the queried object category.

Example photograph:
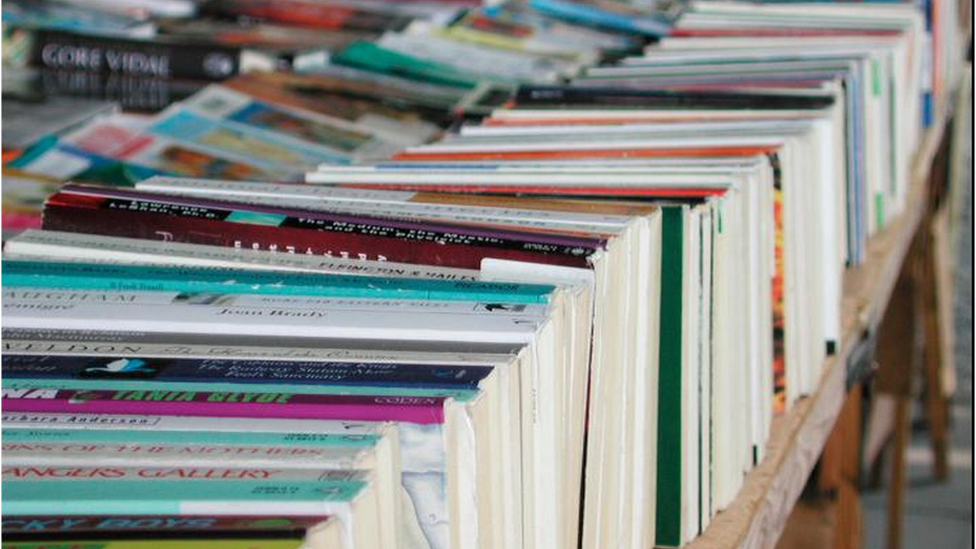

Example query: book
[2,480,378,549]
[1,278,590,549]
[1,170,63,236]
[134,176,635,234]
[175,85,411,162]
[41,184,605,268]
[200,0,413,33]
[1,0,156,39]
[1,388,449,424]
[1,539,313,549]
[2,230,484,281]
[18,28,274,80]
[0,387,484,549]
[2,514,332,538]
[219,71,443,140]
[55,114,280,181]
[0,3,958,549]
[2,354,494,390]
[1,259,553,303]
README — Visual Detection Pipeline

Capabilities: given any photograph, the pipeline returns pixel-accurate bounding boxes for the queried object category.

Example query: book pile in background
[1,0,969,548]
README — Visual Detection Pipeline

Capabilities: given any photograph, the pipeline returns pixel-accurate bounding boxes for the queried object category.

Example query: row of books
[2,2,970,549]
[1,0,657,116]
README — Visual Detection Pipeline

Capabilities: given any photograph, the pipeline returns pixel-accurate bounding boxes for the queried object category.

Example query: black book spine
[515,85,835,110]
[28,29,244,81]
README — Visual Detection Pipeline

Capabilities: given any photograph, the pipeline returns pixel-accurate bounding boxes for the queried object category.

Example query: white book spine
[3,290,543,345]
[2,412,386,436]
[2,338,511,364]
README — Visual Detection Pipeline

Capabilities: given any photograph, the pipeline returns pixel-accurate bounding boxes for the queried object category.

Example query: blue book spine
[528,0,669,36]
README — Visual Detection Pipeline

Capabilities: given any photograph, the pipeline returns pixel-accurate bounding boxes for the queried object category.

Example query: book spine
[59,183,602,251]
[2,465,367,482]
[2,287,549,317]
[2,479,368,511]
[2,388,447,424]
[1,427,378,448]
[2,335,510,364]
[2,354,491,389]
[656,206,684,547]
[513,85,835,110]
[527,0,669,37]
[1,412,384,436]
[1,328,526,356]
[3,260,553,303]
[3,378,477,402]
[1,441,365,465]
[28,29,244,81]
[42,201,593,270]
[0,536,305,549]
[5,230,485,282]
[2,514,330,536]
[139,178,630,233]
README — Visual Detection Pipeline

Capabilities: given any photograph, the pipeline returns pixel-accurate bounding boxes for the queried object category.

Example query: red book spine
[42,204,592,269]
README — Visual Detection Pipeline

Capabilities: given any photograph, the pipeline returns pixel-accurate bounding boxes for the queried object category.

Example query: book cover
[147,108,352,170]
[178,85,403,162]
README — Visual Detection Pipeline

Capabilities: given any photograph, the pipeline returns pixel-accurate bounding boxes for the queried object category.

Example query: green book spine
[656,206,684,547]
[333,41,481,89]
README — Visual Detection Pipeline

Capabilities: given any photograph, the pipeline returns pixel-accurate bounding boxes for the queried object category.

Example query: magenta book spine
[2,389,446,424]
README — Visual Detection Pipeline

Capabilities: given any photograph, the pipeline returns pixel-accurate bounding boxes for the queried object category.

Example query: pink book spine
[2,389,446,425]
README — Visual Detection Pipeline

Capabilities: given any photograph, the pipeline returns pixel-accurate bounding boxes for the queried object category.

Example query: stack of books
[1,0,968,548]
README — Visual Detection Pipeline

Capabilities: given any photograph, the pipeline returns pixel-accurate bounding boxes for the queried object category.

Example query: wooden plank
[832,386,864,549]
[682,102,953,549]
[888,397,911,549]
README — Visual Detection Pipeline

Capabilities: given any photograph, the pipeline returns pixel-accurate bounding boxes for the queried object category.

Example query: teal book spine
[2,260,553,304]
[2,480,366,515]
